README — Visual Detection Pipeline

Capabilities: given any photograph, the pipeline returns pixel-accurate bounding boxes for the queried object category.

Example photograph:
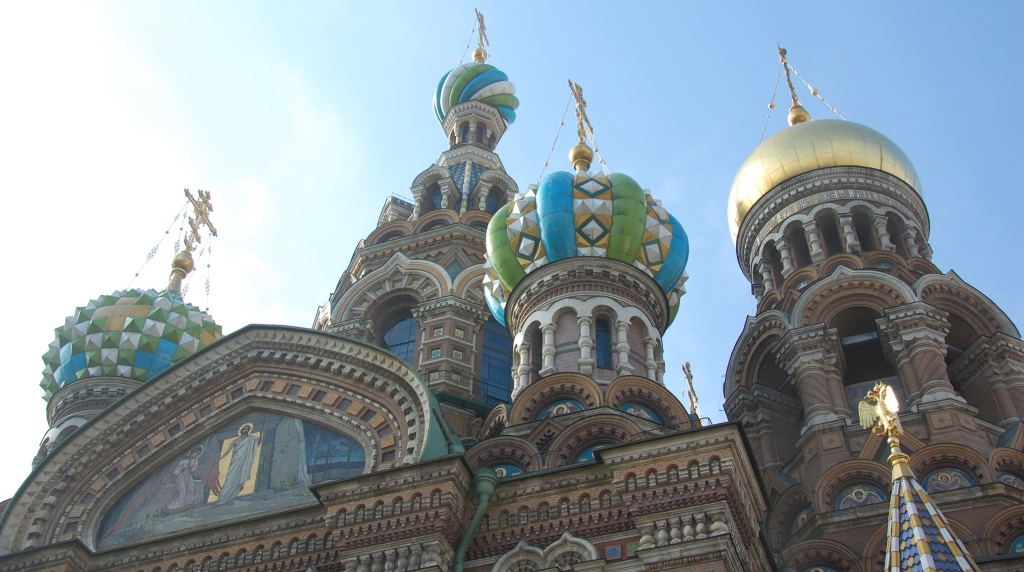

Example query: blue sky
[0,2,1020,501]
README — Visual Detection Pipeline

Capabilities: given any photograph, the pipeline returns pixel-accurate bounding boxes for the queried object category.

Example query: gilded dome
[727,119,922,241]
[483,169,689,328]
[40,288,222,400]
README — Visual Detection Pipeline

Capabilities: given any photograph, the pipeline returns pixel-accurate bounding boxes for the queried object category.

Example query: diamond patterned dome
[40,288,222,400]
[483,170,688,328]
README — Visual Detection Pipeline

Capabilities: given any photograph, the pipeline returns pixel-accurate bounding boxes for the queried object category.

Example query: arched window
[486,189,503,214]
[475,122,485,143]
[817,213,844,257]
[853,213,879,252]
[831,307,896,387]
[382,311,417,364]
[460,123,470,143]
[786,224,812,269]
[480,319,513,405]
[427,183,443,212]
[595,318,612,369]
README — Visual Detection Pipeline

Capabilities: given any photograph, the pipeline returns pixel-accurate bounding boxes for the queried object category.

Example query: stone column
[803,221,826,262]
[838,213,860,253]
[756,259,775,292]
[644,338,658,381]
[775,236,795,277]
[877,302,957,406]
[900,225,921,258]
[615,320,634,376]
[775,324,849,431]
[540,324,557,376]
[873,214,895,252]
[948,333,1024,426]
[577,316,595,375]
[515,341,531,397]
[919,242,934,261]
[475,181,493,211]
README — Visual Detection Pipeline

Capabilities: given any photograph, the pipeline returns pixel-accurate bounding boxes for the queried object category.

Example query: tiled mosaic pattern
[484,170,689,328]
[884,475,978,571]
[41,289,222,398]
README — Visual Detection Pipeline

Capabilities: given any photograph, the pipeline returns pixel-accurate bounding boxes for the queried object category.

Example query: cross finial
[777,46,810,125]
[475,9,489,51]
[183,189,218,253]
[568,80,593,145]
[683,362,702,418]
[472,9,489,63]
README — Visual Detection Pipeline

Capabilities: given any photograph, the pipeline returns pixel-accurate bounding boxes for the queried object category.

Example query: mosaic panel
[98,412,364,548]
[923,468,976,493]
[539,399,583,419]
[493,465,523,479]
[620,404,660,423]
[835,483,886,510]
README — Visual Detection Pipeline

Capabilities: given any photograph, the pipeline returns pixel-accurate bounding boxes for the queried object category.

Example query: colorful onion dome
[40,254,222,400]
[433,62,519,125]
[483,168,689,328]
[728,119,922,241]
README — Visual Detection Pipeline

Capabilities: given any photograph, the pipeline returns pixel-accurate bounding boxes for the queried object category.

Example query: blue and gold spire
[859,383,979,572]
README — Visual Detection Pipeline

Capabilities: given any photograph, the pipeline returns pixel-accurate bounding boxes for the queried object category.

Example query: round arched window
[382,312,417,364]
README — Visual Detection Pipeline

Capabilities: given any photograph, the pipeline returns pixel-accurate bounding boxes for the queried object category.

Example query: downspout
[454,467,497,572]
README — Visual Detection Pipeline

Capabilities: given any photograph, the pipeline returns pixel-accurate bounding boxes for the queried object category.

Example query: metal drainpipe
[454,467,498,572]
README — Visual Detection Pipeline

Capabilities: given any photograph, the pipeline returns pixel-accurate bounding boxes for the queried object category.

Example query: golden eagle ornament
[858,382,903,437]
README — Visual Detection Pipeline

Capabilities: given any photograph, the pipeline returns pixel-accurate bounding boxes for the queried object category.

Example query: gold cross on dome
[568,80,593,145]
[183,188,218,253]
[475,8,489,51]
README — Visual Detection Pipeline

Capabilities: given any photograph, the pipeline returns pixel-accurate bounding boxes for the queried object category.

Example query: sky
[0,2,1020,502]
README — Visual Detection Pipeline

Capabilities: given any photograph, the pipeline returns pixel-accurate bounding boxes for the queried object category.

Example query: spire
[567,80,594,172]
[778,47,810,126]
[473,8,489,63]
[859,383,980,572]
[166,189,218,295]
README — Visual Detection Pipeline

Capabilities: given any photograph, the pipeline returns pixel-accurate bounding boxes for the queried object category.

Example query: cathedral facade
[0,26,1021,572]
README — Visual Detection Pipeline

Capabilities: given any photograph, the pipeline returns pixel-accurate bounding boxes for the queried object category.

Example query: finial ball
[172,250,195,274]
[569,142,594,172]
[472,48,488,63]
[788,104,811,125]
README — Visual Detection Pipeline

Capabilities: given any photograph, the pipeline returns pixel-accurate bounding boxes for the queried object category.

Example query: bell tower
[723,49,1024,569]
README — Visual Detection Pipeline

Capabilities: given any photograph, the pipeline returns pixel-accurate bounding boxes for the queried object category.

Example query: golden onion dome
[727,119,922,241]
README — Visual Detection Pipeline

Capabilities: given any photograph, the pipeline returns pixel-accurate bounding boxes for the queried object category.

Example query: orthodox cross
[568,80,593,145]
[777,46,801,108]
[183,189,218,253]
[475,9,489,51]
[683,362,702,418]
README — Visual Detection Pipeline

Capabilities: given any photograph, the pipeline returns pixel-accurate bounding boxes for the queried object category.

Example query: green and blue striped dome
[433,62,519,125]
[483,170,689,328]
[40,288,222,400]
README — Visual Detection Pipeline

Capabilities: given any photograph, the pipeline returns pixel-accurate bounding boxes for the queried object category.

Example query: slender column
[838,213,860,253]
[877,302,957,406]
[644,338,658,381]
[475,181,493,211]
[756,259,775,292]
[515,342,531,397]
[540,324,557,376]
[656,359,665,384]
[919,242,934,261]
[459,161,472,216]
[775,324,849,431]
[950,334,1024,426]
[577,316,595,375]
[901,225,921,258]
[803,221,826,262]
[873,214,895,252]
[775,236,795,277]
[615,321,634,376]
